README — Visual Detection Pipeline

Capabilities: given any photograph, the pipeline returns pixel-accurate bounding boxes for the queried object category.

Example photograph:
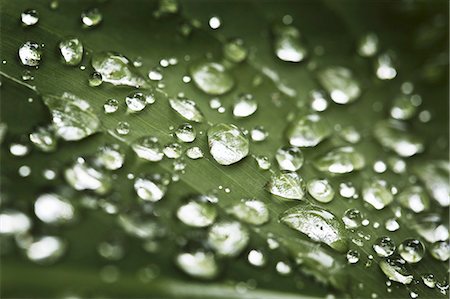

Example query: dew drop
[233,93,257,118]
[273,24,308,62]
[307,179,335,203]
[223,38,248,63]
[186,146,204,160]
[21,9,39,26]
[275,146,304,171]
[18,41,42,67]
[169,97,204,123]
[314,146,365,174]
[430,241,449,262]
[190,61,234,95]
[227,199,269,225]
[34,193,75,224]
[59,37,83,66]
[104,98,119,114]
[134,174,168,202]
[287,114,331,147]
[265,171,305,200]
[29,125,57,152]
[176,251,218,280]
[374,120,424,157]
[81,8,102,28]
[208,221,249,257]
[207,123,249,165]
[317,67,361,104]
[131,136,164,162]
[342,208,363,229]
[65,157,111,194]
[175,123,196,143]
[373,237,396,257]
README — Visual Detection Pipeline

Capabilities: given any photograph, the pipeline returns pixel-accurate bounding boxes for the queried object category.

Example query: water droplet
[374,120,424,157]
[265,171,305,200]
[65,157,111,194]
[422,273,436,288]
[91,52,147,87]
[95,144,124,170]
[379,257,413,285]
[255,155,271,170]
[397,186,429,213]
[148,69,163,81]
[34,193,74,224]
[81,8,102,27]
[163,142,182,159]
[287,114,331,147]
[207,123,249,165]
[0,210,31,235]
[376,53,397,80]
[115,121,130,135]
[26,236,65,264]
[362,179,394,210]
[340,126,361,144]
[373,237,396,257]
[176,251,218,279]
[248,249,266,267]
[177,197,217,227]
[59,37,83,66]
[186,146,204,159]
[273,25,307,62]
[131,136,164,162]
[280,204,348,252]
[385,218,400,232]
[233,93,257,118]
[317,67,361,104]
[307,179,335,203]
[342,208,363,229]
[223,38,248,63]
[339,182,357,199]
[125,91,150,112]
[398,239,425,263]
[390,94,421,120]
[18,41,42,67]
[314,146,365,174]
[29,125,57,152]
[175,123,196,143]
[43,92,100,141]
[310,90,328,112]
[104,98,119,114]
[276,261,292,275]
[413,161,449,207]
[9,143,29,156]
[347,250,360,264]
[227,199,269,225]
[430,241,449,262]
[88,72,103,87]
[21,9,39,26]
[208,16,221,29]
[250,126,268,142]
[275,146,304,171]
[118,212,161,239]
[190,61,234,95]
[169,97,204,122]
[134,174,168,202]
[357,33,378,57]
[208,221,249,257]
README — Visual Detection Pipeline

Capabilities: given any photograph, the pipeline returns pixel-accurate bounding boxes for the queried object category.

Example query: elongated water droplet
[373,236,396,257]
[374,120,424,157]
[91,52,147,87]
[59,37,83,66]
[190,61,234,95]
[18,41,42,67]
[208,221,249,257]
[275,146,304,171]
[362,179,393,210]
[169,97,204,123]
[131,136,164,162]
[287,114,331,147]
[398,239,425,263]
[43,92,100,141]
[177,197,217,227]
[65,157,111,194]
[134,174,168,202]
[265,171,305,200]
[413,161,449,207]
[307,178,335,203]
[227,199,269,225]
[34,193,74,224]
[21,9,39,26]
[317,67,360,104]
[273,25,307,62]
[379,257,413,285]
[29,125,57,152]
[176,251,218,280]
[233,93,257,118]
[280,204,348,252]
[314,146,365,174]
[207,123,249,165]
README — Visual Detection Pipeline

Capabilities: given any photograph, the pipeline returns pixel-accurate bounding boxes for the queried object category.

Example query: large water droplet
[413,214,449,243]
[176,251,218,279]
[131,136,164,162]
[280,204,348,252]
[42,92,100,141]
[374,120,424,157]
[227,199,269,225]
[314,146,365,174]
[65,157,111,194]
[190,61,234,95]
[207,123,249,165]
[265,171,305,200]
[59,37,83,66]
[398,239,425,263]
[134,174,168,202]
[307,178,335,203]
[208,221,249,257]
[91,52,147,87]
[273,25,307,62]
[317,67,361,104]
[362,179,394,210]
[275,146,304,171]
[169,97,204,123]
[34,193,75,224]
[286,114,331,147]
[18,41,42,67]
[379,257,413,285]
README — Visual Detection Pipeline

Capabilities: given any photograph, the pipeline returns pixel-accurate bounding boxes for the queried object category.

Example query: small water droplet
[95,143,124,170]
[273,24,307,62]
[18,41,42,67]
[176,251,218,279]
[115,121,130,135]
[88,72,103,87]
[131,136,164,162]
[186,146,204,159]
[208,221,249,257]
[385,218,400,232]
[26,236,65,264]
[175,123,196,143]
[376,53,397,80]
[347,250,360,264]
[373,237,396,257]
[227,199,269,225]
[0,210,31,235]
[81,8,102,28]
[190,61,234,95]
[223,38,248,63]
[177,196,217,227]
[255,155,271,170]
[362,179,394,210]
[104,98,119,114]
[21,9,39,26]
[248,249,266,267]
[307,178,335,203]
[65,157,111,194]
[357,33,378,57]
[208,16,221,29]
[342,208,363,229]
[134,174,168,202]
[265,171,305,200]
[314,146,365,174]
[29,125,57,152]
[59,37,83,66]
[275,146,304,171]
[317,67,361,104]
[430,241,449,262]
[169,97,204,122]
[34,193,75,224]
[233,93,257,118]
